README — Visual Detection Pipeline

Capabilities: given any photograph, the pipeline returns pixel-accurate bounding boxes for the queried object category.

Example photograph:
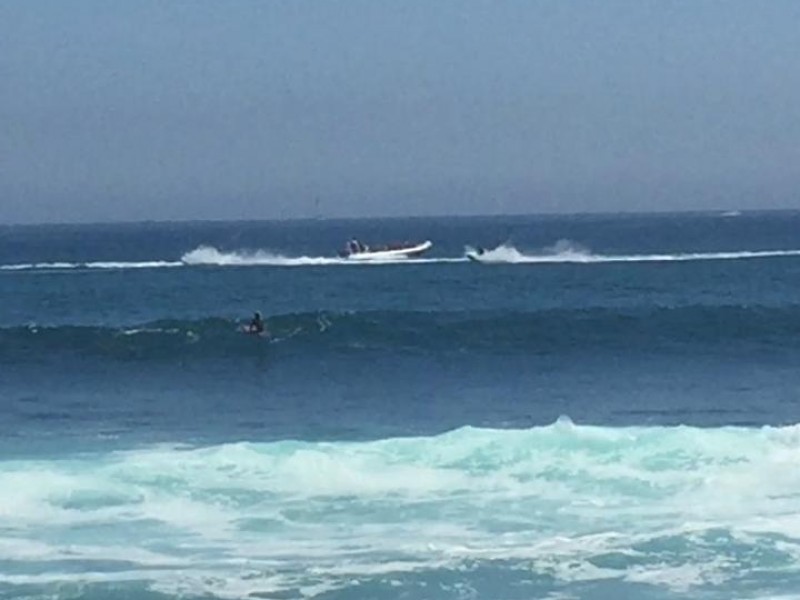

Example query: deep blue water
[2,211,800,599]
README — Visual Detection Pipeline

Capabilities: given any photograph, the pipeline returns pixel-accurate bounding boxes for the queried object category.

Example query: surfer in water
[246,311,267,335]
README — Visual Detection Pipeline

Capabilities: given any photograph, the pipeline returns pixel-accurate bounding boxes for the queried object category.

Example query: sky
[2,1,800,224]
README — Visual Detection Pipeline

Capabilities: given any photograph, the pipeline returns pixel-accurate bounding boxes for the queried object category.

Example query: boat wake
[0,260,183,271]
[181,245,461,267]
[181,245,345,266]
[3,242,800,272]
[466,240,800,264]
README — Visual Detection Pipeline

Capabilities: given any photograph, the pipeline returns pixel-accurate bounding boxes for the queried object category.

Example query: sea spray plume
[466,241,800,264]
[181,245,343,266]
[544,238,593,257]
[466,239,593,263]
[179,245,460,266]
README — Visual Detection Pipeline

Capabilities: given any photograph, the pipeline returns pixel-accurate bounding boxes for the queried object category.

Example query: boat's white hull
[346,241,433,261]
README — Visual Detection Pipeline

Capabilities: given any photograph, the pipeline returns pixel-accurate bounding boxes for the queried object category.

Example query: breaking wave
[3,421,800,598]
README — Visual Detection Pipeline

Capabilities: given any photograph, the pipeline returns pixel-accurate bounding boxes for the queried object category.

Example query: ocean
[2,211,800,599]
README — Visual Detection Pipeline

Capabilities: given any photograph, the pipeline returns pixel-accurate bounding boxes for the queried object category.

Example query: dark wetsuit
[249,315,265,334]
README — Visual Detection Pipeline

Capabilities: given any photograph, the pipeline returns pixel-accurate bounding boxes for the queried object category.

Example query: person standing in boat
[348,237,366,254]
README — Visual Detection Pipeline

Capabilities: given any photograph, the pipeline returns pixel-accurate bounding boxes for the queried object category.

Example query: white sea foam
[84,260,183,269]
[0,262,80,271]
[180,245,461,267]
[0,260,182,271]
[3,422,800,597]
[181,245,344,266]
[466,240,800,265]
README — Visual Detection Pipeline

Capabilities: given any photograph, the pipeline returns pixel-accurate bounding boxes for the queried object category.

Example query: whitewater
[4,421,800,599]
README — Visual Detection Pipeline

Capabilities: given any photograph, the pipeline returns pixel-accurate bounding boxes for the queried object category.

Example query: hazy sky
[2,1,800,223]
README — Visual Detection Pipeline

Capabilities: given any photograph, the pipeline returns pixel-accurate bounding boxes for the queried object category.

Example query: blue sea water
[2,211,800,599]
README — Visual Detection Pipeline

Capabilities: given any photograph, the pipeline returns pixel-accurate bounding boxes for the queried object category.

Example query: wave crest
[4,305,800,361]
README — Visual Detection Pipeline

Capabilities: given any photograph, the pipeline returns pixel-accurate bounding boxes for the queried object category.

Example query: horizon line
[2,206,795,228]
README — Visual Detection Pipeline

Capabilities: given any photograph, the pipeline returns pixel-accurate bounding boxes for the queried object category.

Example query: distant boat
[340,240,433,261]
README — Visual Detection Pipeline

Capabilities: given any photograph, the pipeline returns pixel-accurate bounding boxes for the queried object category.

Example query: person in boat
[348,238,367,254]
[247,311,266,335]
